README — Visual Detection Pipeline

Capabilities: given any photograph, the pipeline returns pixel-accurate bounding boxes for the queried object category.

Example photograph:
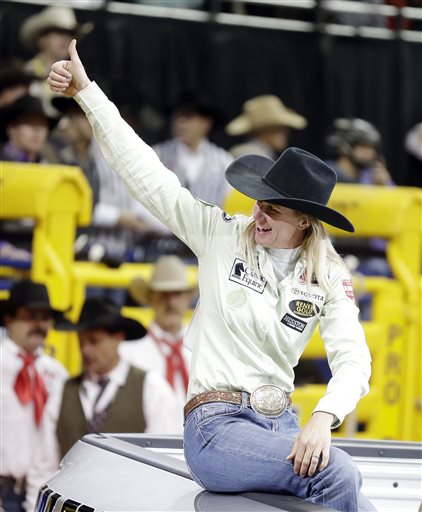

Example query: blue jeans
[0,484,25,512]
[183,393,375,512]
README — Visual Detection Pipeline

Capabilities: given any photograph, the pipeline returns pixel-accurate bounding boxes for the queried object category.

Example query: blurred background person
[0,94,57,162]
[226,95,307,159]
[153,93,233,208]
[0,95,57,267]
[19,5,93,115]
[49,96,167,274]
[0,59,38,108]
[55,297,181,457]
[0,280,67,512]
[120,255,195,415]
[325,117,393,186]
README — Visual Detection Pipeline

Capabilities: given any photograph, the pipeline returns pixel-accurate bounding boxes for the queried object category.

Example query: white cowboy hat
[129,255,196,306]
[226,95,307,136]
[19,6,93,51]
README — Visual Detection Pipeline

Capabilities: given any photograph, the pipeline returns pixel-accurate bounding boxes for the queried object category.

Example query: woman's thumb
[68,39,80,63]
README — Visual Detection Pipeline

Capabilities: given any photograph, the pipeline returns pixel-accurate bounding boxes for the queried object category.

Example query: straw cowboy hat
[130,256,196,306]
[55,298,146,340]
[19,6,93,51]
[225,146,354,232]
[226,95,307,136]
[0,280,63,326]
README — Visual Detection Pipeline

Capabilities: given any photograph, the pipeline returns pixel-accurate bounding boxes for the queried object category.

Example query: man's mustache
[29,329,47,337]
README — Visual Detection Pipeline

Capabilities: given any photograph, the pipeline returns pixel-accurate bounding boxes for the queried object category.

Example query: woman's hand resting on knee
[286,411,334,478]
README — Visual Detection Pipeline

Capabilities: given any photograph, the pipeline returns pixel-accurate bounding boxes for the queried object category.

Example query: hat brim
[225,154,355,233]
[55,313,146,341]
[129,277,195,307]
[226,110,307,136]
[0,301,64,326]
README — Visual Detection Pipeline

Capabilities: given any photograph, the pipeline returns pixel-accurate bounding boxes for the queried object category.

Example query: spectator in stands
[120,255,195,414]
[0,59,38,108]
[325,117,393,185]
[55,297,181,457]
[0,94,57,162]
[47,43,373,511]
[153,92,233,207]
[325,117,393,319]
[50,96,167,272]
[226,95,307,160]
[0,95,58,267]
[0,280,68,511]
[19,5,93,115]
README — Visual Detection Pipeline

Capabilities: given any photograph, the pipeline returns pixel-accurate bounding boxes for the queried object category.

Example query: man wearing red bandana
[0,280,67,512]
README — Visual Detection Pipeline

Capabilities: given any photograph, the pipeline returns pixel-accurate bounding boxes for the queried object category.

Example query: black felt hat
[55,298,147,341]
[225,147,354,232]
[0,94,58,142]
[0,280,63,326]
[0,60,38,94]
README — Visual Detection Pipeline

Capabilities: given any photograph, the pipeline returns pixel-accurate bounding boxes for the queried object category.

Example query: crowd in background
[0,3,421,510]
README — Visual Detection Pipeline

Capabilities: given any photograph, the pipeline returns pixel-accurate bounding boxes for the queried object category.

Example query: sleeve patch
[342,279,355,302]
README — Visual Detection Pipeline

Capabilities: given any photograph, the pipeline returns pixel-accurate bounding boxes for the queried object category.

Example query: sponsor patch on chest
[281,313,306,333]
[289,300,320,318]
[229,258,266,294]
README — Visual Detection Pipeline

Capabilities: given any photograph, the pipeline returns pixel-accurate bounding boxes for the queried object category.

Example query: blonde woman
[47,41,373,512]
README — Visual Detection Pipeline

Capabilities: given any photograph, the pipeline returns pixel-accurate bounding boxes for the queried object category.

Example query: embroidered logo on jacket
[229,258,266,294]
[281,313,306,333]
[342,279,356,302]
[222,212,235,222]
[289,300,320,318]
[298,271,319,286]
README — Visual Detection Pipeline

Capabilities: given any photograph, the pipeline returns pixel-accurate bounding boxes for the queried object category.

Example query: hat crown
[78,298,120,324]
[6,280,51,308]
[263,147,336,206]
[149,256,190,291]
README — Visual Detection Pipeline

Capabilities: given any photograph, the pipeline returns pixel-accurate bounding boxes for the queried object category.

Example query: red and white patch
[342,279,355,302]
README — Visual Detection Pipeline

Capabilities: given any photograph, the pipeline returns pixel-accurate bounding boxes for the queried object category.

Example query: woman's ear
[298,216,309,230]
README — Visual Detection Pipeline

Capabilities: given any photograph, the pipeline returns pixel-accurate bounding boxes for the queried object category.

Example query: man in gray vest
[55,297,180,456]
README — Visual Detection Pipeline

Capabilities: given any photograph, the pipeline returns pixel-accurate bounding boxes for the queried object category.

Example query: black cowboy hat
[0,59,39,94]
[0,279,63,326]
[167,91,223,126]
[225,147,354,232]
[55,298,146,341]
[51,96,81,114]
[0,94,58,142]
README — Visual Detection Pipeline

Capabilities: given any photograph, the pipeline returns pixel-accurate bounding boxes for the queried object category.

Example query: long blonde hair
[240,212,346,293]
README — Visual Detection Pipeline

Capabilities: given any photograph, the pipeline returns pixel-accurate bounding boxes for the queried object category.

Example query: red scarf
[14,353,48,426]
[149,331,189,393]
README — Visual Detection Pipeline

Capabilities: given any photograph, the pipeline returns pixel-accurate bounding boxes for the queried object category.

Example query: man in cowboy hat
[119,255,196,413]
[55,297,181,457]
[226,95,307,160]
[0,94,57,162]
[19,5,93,116]
[153,92,233,208]
[0,279,68,512]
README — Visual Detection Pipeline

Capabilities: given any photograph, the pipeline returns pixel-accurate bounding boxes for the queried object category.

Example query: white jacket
[76,83,371,426]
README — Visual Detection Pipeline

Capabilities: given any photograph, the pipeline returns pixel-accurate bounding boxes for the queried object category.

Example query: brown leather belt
[184,388,292,419]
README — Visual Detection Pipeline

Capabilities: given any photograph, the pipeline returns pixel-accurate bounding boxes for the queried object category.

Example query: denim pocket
[195,402,244,427]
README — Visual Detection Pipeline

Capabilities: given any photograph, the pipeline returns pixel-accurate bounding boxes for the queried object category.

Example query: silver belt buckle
[250,385,288,418]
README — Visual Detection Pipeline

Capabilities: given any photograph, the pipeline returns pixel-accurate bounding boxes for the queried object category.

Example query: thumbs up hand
[47,39,91,97]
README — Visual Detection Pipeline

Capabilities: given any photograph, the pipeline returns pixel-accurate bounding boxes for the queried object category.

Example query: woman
[48,41,373,511]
